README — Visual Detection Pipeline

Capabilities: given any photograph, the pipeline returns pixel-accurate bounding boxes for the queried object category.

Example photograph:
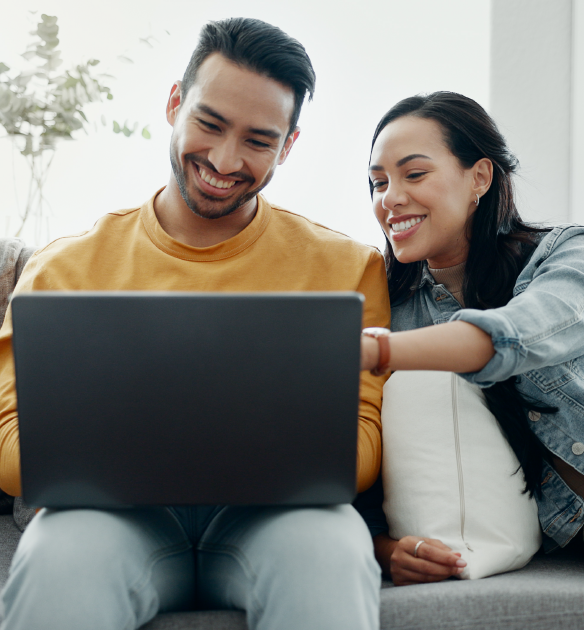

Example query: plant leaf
[41,14,58,26]
[141,126,151,139]
[113,120,120,133]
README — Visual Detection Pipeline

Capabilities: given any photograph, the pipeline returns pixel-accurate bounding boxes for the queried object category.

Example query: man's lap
[2,503,379,630]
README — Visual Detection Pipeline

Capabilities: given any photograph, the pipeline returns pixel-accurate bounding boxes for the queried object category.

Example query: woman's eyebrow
[396,153,432,167]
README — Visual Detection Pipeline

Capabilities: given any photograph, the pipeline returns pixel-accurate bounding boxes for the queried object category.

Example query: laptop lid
[12,292,363,508]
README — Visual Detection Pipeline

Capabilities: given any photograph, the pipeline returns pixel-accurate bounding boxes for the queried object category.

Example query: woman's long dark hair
[370,92,554,496]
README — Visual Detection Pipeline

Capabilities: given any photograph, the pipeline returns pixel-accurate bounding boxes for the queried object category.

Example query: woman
[359,91,584,586]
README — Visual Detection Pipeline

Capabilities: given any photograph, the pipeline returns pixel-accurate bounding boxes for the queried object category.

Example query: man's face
[167,53,298,220]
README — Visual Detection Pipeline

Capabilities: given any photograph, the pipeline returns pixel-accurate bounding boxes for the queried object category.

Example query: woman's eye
[371,180,387,190]
[406,172,426,180]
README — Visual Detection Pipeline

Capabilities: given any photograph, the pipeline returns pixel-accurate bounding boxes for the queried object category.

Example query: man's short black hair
[181,17,316,137]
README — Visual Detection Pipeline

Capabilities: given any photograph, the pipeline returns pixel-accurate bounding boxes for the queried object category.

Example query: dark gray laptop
[11,292,363,508]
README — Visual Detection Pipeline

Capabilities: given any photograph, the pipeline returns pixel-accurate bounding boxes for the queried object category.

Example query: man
[0,17,389,630]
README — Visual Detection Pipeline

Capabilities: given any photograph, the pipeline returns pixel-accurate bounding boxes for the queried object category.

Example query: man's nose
[207,137,245,175]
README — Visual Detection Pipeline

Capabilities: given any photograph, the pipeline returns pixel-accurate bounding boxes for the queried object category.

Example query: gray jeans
[1,504,380,630]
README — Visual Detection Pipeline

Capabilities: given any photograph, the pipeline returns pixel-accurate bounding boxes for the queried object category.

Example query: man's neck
[153,179,258,249]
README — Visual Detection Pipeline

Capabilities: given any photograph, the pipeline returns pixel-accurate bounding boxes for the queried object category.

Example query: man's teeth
[199,167,236,189]
[391,216,424,233]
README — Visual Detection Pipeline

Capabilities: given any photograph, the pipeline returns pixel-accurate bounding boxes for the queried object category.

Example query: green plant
[0,13,150,241]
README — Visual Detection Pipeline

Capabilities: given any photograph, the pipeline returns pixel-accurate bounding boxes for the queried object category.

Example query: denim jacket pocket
[524,363,576,395]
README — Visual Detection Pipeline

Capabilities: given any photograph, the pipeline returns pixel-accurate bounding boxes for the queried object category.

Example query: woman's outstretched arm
[361,320,495,374]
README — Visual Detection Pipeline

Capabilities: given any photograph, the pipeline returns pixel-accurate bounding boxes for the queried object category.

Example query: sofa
[1,237,584,629]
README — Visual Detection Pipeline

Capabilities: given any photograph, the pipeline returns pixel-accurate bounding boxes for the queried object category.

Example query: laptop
[11,292,363,508]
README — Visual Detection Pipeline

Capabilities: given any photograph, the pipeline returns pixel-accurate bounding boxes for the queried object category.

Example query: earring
[475,194,480,206]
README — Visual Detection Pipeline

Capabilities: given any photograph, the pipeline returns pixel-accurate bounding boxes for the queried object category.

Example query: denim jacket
[359,224,584,552]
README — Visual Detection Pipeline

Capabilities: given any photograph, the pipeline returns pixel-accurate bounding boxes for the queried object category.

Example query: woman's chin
[391,248,426,265]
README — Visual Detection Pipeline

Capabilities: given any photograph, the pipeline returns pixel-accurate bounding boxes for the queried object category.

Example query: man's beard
[170,147,274,220]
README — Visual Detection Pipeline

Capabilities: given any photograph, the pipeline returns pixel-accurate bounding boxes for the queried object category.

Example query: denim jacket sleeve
[449,225,584,387]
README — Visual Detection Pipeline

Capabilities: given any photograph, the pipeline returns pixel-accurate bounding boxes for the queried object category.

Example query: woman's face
[369,116,481,269]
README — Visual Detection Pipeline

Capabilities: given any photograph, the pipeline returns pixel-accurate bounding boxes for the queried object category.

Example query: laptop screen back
[12,292,363,508]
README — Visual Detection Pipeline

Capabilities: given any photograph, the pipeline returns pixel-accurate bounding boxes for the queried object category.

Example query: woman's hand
[373,533,466,586]
[360,334,380,371]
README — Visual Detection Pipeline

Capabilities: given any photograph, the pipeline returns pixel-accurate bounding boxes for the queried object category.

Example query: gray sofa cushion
[0,237,36,325]
[379,548,584,630]
[142,612,247,629]
[1,514,583,630]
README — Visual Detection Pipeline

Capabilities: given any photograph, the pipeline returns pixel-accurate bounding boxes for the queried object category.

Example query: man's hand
[373,533,466,586]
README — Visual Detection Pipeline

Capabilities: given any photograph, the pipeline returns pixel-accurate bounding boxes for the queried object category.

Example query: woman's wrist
[372,533,398,575]
[361,327,392,375]
[360,335,380,371]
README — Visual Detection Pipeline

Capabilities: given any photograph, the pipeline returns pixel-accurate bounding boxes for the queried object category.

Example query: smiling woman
[369,116,492,269]
[359,91,584,585]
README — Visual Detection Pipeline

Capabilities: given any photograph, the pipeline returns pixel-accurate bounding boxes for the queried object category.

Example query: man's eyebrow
[396,154,432,167]
[247,127,281,140]
[195,103,230,124]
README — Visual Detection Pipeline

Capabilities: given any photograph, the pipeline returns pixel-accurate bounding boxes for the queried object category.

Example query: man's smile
[198,167,236,189]
[190,160,248,198]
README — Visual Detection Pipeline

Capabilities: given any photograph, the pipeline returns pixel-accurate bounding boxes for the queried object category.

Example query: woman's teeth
[199,167,236,189]
[391,216,424,233]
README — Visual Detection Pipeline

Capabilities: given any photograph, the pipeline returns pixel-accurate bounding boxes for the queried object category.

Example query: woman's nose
[382,182,408,210]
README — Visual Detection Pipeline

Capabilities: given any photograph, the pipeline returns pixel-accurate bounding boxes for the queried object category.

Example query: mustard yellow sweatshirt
[0,191,390,497]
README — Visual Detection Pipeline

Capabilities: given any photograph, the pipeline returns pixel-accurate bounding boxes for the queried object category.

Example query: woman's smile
[388,215,426,241]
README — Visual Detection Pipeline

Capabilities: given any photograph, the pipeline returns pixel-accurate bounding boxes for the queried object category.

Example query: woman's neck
[428,261,466,306]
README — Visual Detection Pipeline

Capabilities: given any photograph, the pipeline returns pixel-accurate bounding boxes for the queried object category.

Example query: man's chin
[183,190,255,221]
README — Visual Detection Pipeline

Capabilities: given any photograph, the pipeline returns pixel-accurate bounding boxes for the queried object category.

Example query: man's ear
[166,81,182,127]
[472,157,493,198]
[278,128,301,165]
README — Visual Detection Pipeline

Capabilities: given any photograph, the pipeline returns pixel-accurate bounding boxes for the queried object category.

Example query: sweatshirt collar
[141,188,272,261]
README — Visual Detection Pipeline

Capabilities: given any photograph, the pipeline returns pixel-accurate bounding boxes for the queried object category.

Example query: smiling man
[0,17,389,630]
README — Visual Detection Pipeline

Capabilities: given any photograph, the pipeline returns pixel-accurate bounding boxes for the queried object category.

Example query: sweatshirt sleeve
[0,304,21,496]
[355,249,391,492]
[0,252,50,496]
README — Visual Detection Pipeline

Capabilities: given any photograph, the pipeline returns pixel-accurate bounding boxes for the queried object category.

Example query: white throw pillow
[381,370,542,580]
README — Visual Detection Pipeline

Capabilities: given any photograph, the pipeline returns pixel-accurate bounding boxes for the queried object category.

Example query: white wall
[572,0,584,223]
[0,0,491,247]
[490,0,574,224]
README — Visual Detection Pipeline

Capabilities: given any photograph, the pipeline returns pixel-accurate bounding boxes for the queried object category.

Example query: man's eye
[249,139,270,148]
[199,119,220,131]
